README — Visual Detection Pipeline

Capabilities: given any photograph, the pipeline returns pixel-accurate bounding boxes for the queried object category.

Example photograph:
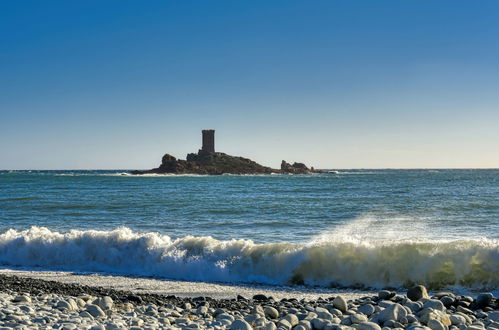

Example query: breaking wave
[0,226,497,290]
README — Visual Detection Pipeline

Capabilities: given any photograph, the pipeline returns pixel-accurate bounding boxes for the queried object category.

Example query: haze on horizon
[1,1,498,170]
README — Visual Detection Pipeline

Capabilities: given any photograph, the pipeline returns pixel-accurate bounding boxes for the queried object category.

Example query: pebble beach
[0,274,497,330]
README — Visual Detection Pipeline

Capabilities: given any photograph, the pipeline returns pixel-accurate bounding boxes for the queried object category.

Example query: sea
[0,169,497,295]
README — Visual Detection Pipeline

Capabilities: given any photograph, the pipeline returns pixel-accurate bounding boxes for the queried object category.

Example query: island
[131,130,320,175]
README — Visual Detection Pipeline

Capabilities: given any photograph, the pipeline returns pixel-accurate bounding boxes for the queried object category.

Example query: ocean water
[0,169,497,291]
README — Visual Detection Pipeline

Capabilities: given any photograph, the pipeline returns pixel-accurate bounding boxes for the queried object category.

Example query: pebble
[407,285,429,301]
[332,296,348,312]
[264,306,279,319]
[378,290,395,300]
[358,304,376,316]
[86,304,106,318]
[0,279,496,330]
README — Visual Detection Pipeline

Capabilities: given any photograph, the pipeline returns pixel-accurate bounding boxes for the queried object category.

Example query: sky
[1,0,498,169]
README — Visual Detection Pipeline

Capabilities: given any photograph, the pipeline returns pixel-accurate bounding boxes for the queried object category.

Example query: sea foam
[0,226,497,290]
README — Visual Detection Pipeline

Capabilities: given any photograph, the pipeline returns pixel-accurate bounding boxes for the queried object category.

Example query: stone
[422,299,445,312]
[356,322,382,330]
[378,291,395,300]
[253,294,269,301]
[99,296,113,310]
[358,304,375,316]
[230,320,253,330]
[13,295,31,303]
[474,293,493,309]
[79,311,93,318]
[450,314,467,325]
[378,300,395,308]
[57,300,73,311]
[282,313,299,327]
[276,319,292,329]
[350,313,368,324]
[260,322,277,330]
[333,296,348,312]
[86,304,106,318]
[489,312,499,322]
[466,326,485,330]
[418,309,451,326]
[440,296,454,307]
[197,305,208,315]
[407,286,429,301]
[311,318,330,330]
[317,311,335,321]
[264,306,279,319]
[19,305,34,313]
[427,319,446,330]
[377,303,407,323]
[294,325,308,330]
[298,320,312,329]
[217,313,235,322]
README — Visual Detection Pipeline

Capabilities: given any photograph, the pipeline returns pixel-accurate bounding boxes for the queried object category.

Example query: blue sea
[0,169,497,290]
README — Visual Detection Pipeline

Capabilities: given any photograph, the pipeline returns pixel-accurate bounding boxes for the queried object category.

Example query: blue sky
[1,0,498,169]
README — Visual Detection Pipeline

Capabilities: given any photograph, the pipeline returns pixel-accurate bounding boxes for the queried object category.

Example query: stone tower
[201,129,215,154]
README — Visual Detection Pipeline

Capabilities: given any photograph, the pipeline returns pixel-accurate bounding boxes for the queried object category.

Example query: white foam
[0,226,497,290]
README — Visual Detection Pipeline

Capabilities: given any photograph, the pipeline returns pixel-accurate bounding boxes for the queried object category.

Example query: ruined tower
[201,129,215,154]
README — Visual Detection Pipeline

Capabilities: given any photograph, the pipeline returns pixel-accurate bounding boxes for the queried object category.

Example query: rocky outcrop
[280,160,313,174]
[131,152,317,175]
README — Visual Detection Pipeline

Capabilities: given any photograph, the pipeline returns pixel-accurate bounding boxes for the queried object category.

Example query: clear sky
[1,0,498,169]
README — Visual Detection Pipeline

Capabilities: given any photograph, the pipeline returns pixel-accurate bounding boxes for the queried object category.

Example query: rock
[13,295,31,303]
[358,304,375,316]
[422,299,445,312]
[474,293,493,309]
[378,290,395,300]
[282,313,299,327]
[418,309,451,326]
[297,320,312,329]
[217,313,235,322]
[350,313,368,324]
[377,303,407,323]
[383,319,404,328]
[231,319,253,330]
[450,314,467,325]
[79,311,94,319]
[19,305,34,313]
[253,294,269,301]
[280,161,312,174]
[197,305,208,315]
[333,296,348,312]
[316,311,334,321]
[277,319,292,329]
[356,322,382,330]
[439,296,454,307]
[86,304,106,318]
[427,319,446,330]
[466,326,485,330]
[57,300,74,311]
[311,318,329,330]
[260,322,277,330]
[99,296,113,310]
[294,325,308,330]
[408,286,429,301]
[403,301,422,313]
[264,306,279,319]
[489,311,499,322]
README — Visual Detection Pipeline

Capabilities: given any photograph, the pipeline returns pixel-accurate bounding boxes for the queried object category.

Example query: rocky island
[131,130,319,175]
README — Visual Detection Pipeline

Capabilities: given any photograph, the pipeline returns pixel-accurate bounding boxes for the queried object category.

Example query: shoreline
[0,269,376,301]
[0,271,497,329]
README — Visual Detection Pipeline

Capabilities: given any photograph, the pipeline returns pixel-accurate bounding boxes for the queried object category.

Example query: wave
[0,227,497,290]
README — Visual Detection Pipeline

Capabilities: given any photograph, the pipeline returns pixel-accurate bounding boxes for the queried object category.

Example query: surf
[0,226,497,290]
